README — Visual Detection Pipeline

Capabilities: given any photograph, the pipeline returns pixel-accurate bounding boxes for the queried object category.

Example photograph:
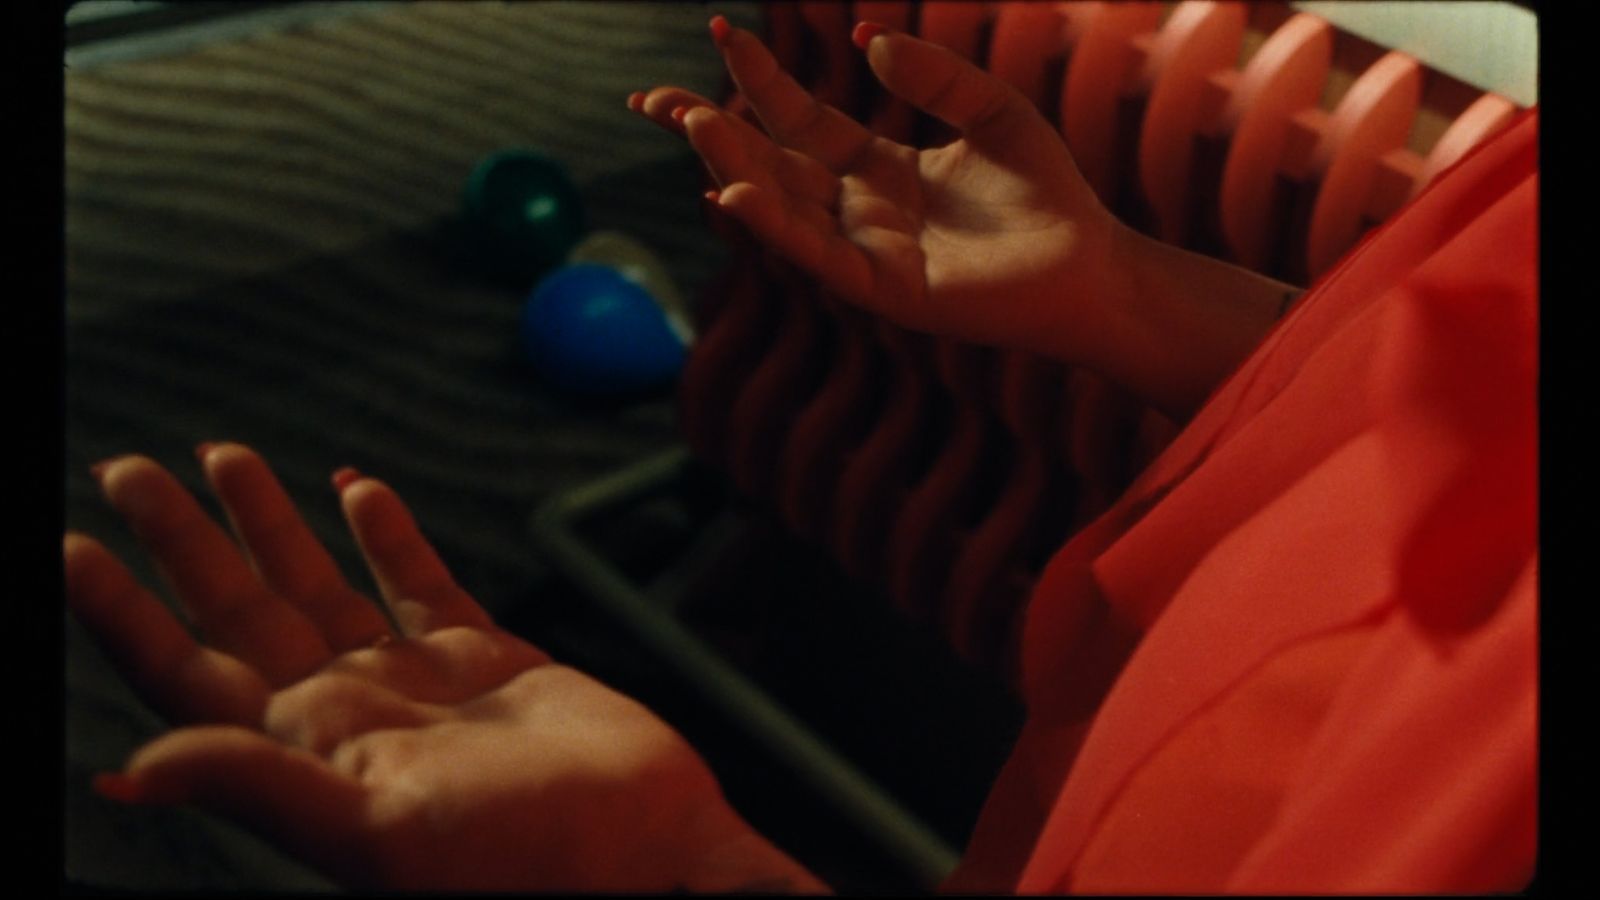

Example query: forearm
[1062,223,1299,422]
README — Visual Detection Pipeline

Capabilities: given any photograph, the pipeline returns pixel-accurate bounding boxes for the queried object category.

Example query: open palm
[66,445,791,891]
[635,18,1121,353]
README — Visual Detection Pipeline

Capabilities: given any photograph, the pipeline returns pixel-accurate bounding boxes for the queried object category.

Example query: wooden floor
[62,3,1021,891]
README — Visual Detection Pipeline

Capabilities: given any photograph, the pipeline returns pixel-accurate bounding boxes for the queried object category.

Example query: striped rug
[63,3,1022,892]
[64,2,744,889]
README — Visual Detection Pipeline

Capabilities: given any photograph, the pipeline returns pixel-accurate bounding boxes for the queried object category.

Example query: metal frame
[526,447,960,889]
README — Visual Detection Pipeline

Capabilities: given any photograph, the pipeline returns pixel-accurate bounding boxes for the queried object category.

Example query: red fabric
[948,111,1538,893]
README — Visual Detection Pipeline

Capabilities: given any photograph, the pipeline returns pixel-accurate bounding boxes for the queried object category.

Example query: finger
[318,626,551,706]
[65,532,271,726]
[681,106,838,238]
[632,86,717,136]
[635,88,842,209]
[680,103,842,208]
[861,25,1037,143]
[713,16,878,174]
[102,725,379,888]
[337,473,492,635]
[200,443,393,651]
[264,671,448,756]
[94,456,333,684]
[713,182,878,302]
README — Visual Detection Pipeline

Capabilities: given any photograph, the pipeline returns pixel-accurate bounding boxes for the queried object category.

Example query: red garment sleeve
[949,110,1538,894]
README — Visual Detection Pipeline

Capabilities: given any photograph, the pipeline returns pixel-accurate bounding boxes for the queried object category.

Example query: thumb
[858,24,1037,143]
[101,725,379,886]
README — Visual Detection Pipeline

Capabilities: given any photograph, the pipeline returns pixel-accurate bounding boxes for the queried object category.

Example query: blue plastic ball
[567,230,694,342]
[519,264,689,396]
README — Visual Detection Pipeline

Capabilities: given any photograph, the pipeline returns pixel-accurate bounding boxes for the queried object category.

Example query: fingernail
[88,458,115,482]
[626,91,645,113]
[331,466,362,492]
[852,21,888,50]
[709,14,731,46]
[671,105,690,124]
[704,189,722,205]
[195,441,218,463]
[92,772,144,804]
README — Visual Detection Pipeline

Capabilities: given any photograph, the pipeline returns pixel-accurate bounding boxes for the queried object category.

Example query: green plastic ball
[461,149,585,286]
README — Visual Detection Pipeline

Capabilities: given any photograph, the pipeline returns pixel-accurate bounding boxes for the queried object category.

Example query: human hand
[635,16,1300,421]
[632,17,1126,361]
[66,444,825,892]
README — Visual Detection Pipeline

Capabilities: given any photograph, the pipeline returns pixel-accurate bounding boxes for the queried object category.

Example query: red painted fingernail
[195,441,218,462]
[852,21,888,50]
[704,189,722,205]
[93,772,144,804]
[331,466,362,492]
[88,459,115,482]
[709,14,731,46]
[626,91,645,112]
[671,105,690,125]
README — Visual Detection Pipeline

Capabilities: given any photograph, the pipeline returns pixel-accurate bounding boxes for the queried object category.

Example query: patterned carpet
[62,3,1020,891]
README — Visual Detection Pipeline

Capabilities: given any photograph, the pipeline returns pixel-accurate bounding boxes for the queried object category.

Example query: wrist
[1061,220,1291,420]
[1032,217,1147,371]
[676,802,831,894]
